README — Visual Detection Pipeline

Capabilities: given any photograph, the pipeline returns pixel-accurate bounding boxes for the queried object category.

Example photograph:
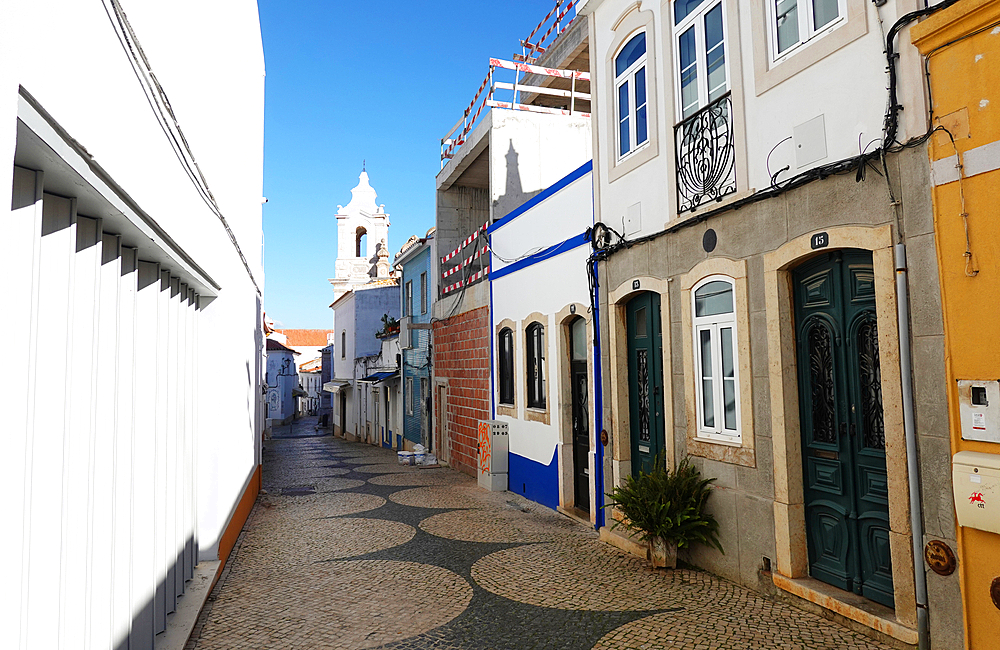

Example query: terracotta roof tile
[274,329,336,347]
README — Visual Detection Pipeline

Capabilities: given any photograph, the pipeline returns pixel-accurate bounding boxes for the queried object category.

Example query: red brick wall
[433,306,490,477]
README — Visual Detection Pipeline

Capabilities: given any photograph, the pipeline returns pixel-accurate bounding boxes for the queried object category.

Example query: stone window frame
[522,312,551,425]
[690,274,743,443]
[749,0,868,95]
[614,31,650,161]
[764,225,918,640]
[526,323,547,409]
[680,257,755,467]
[660,0,752,223]
[606,4,660,183]
[495,318,517,419]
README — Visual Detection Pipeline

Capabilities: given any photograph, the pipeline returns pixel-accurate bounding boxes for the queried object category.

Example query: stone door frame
[764,224,918,637]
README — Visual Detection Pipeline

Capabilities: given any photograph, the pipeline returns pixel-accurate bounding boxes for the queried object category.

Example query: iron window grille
[674,92,736,213]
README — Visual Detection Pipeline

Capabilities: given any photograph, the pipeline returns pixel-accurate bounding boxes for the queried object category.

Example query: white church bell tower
[329,169,391,304]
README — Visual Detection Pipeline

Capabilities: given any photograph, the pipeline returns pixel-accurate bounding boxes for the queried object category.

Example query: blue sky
[259,0,568,328]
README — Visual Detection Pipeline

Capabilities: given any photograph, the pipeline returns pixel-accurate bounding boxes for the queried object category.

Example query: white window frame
[766,0,847,64]
[672,0,730,121]
[406,377,414,416]
[405,280,413,317]
[614,31,649,161]
[692,275,741,443]
[420,272,427,314]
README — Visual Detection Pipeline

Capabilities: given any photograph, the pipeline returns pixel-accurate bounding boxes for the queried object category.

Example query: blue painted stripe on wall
[490,231,591,282]
[508,447,559,511]
[489,160,593,234]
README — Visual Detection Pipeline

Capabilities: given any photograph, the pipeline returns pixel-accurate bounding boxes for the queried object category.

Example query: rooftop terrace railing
[517,0,578,64]
[440,58,590,167]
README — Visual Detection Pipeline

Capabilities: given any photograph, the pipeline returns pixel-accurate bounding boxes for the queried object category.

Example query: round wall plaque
[991,577,1000,611]
[924,540,957,576]
[703,229,718,253]
[600,429,609,447]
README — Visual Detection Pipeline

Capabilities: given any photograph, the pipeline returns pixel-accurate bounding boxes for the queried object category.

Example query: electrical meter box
[478,420,508,492]
[953,451,1000,535]
[957,380,1000,443]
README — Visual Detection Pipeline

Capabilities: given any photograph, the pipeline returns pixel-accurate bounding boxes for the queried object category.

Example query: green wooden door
[793,251,894,608]
[570,317,591,511]
[627,292,664,476]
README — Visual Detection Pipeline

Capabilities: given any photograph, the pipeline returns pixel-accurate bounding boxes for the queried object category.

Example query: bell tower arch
[330,170,391,304]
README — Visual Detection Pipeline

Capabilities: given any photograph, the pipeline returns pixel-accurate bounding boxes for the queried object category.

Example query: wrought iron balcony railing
[674,93,736,213]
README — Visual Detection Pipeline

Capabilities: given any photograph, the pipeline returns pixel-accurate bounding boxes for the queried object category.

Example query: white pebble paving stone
[471,541,689,611]
[353,463,421,474]
[239,516,415,566]
[193,560,472,650]
[257,492,385,519]
[420,508,558,544]
[367,470,469,487]
[388,485,485,509]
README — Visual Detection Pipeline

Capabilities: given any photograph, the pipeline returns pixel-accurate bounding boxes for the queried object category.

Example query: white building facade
[1,2,266,649]
[489,161,599,521]
[266,338,298,425]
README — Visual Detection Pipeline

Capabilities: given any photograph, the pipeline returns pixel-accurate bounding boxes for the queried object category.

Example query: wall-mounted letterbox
[958,380,1000,443]
[953,451,1000,535]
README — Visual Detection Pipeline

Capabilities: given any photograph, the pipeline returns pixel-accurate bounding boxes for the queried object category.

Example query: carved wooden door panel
[794,250,893,608]
[626,292,664,476]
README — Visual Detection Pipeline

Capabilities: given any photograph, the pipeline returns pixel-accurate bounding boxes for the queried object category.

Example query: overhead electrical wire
[587,0,964,277]
[101,0,262,296]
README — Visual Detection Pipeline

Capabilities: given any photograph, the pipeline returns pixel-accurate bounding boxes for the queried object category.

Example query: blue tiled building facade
[399,237,434,448]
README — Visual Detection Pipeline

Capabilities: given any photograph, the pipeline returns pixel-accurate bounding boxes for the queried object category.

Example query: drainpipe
[895,243,929,650]
[592,258,605,531]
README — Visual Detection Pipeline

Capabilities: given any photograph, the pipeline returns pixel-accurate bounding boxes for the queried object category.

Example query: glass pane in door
[700,328,715,428]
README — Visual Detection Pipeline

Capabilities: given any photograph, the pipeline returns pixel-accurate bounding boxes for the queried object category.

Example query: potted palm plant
[605,456,723,569]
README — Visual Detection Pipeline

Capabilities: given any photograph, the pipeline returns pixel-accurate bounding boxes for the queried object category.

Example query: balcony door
[672,0,736,212]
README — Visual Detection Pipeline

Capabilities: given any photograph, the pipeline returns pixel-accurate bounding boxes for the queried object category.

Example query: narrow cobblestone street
[186,418,893,650]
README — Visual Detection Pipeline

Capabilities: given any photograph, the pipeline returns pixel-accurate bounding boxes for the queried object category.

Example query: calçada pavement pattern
[186,417,892,650]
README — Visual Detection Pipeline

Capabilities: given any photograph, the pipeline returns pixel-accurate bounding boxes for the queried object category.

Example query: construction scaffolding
[516,0,578,64]
[440,58,591,166]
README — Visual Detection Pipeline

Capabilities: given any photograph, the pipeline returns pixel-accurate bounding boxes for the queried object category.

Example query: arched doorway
[793,249,893,608]
[567,316,590,510]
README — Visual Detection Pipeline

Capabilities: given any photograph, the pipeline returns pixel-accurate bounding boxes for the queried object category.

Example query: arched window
[692,276,739,440]
[341,331,346,359]
[526,323,546,409]
[356,226,367,258]
[614,32,648,158]
[498,328,514,406]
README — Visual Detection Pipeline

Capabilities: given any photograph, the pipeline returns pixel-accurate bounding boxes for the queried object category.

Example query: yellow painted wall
[912,2,1000,647]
